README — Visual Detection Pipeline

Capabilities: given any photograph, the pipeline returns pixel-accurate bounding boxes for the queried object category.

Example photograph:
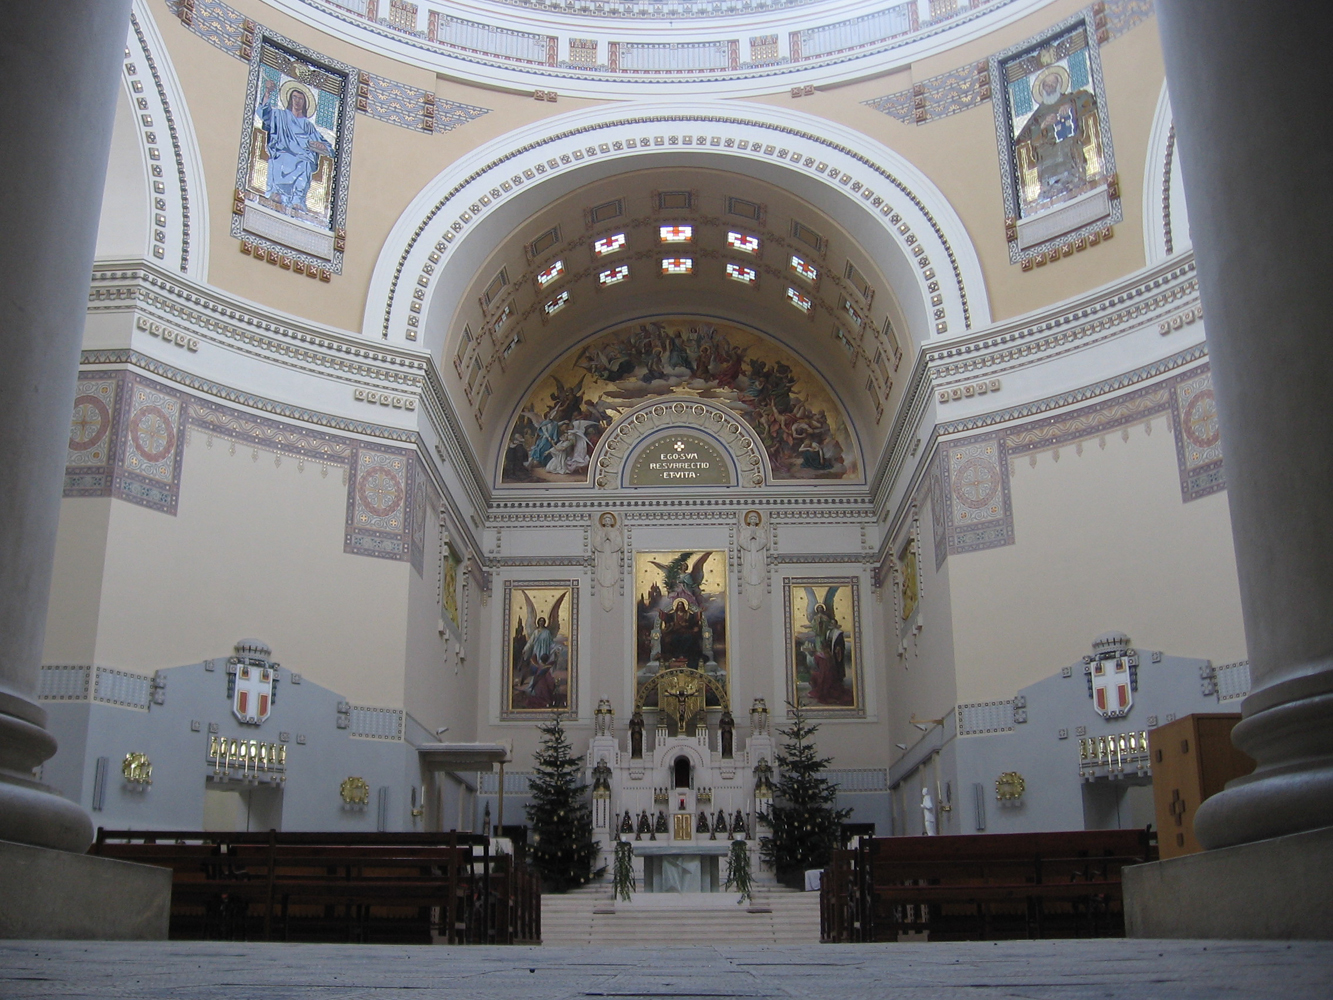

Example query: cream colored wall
[948,412,1246,704]
[45,500,114,667]
[151,0,606,335]
[746,2,1164,324]
[44,432,413,707]
[144,0,1171,348]
[403,500,482,739]
[887,496,960,753]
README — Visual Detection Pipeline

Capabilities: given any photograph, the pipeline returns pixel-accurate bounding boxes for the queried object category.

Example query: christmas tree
[759,702,852,884]
[525,714,602,892]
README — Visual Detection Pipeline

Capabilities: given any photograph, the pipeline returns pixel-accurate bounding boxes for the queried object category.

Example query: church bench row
[91,830,540,945]
[820,830,1156,943]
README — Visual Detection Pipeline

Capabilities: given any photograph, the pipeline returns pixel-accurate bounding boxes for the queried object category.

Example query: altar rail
[91,830,540,945]
[820,830,1155,942]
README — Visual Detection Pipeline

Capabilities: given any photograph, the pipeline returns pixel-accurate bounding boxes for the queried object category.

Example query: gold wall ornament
[995,771,1026,801]
[340,775,370,805]
[122,752,153,785]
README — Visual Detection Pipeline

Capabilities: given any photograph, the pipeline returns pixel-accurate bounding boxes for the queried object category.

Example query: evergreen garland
[525,714,602,892]
[612,839,635,902]
[724,839,755,904]
[758,702,852,884]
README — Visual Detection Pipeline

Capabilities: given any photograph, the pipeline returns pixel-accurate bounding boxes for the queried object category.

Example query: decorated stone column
[1157,1,1333,848]
[0,0,132,851]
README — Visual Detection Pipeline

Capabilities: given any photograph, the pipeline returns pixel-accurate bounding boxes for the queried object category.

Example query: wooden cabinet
[1148,713,1255,859]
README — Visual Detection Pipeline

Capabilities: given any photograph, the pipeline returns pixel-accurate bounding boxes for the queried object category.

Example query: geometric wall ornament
[64,374,122,498]
[62,367,428,564]
[935,435,1015,560]
[924,362,1226,569]
[1169,368,1225,502]
[345,444,416,561]
[112,374,187,515]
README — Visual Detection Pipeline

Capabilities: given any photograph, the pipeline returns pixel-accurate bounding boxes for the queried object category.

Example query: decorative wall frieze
[872,253,1201,520]
[84,262,491,537]
[269,0,1046,97]
[165,0,490,133]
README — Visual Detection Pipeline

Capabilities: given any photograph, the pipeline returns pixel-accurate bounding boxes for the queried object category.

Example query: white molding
[364,101,990,378]
[260,0,1056,98]
[130,0,211,280]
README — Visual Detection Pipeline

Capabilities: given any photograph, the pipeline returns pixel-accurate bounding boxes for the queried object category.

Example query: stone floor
[2,940,1330,999]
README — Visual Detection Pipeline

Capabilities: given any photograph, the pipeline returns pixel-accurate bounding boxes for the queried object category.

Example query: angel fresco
[790,582,857,709]
[504,584,574,714]
[500,319,859,486]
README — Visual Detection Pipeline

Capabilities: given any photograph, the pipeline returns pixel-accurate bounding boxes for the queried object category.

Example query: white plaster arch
[1143,81,1191,265]
[593,400,769,491]
[363,101,991,361]
[118,0,212,279]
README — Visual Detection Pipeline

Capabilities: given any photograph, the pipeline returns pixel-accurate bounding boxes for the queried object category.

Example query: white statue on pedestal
[738,510,769,611]
[591,511,623,613]
[920,786,937,836]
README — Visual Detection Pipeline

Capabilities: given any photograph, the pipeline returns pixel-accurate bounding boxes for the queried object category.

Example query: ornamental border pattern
[924,360,1223,567]
[64,366,419,563]
[129,10,193,273]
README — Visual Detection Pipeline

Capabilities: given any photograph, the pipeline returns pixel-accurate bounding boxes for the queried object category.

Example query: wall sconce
[122,752,152,787]
[995,771,1026,803]
[340,776,370,808]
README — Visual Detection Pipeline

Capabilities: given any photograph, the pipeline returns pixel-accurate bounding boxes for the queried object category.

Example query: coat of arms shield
[1088,655,1133,719]
[231,660,275,725]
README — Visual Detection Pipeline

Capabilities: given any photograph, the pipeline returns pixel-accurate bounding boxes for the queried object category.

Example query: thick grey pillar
[1158,2,1333,849]
[0,0,132,851]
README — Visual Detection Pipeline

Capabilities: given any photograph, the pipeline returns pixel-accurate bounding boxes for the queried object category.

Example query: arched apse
[364,100,990,362]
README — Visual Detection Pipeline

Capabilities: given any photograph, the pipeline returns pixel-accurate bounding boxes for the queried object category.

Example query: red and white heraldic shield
[1091,656,1133,719]
[232,662,274,725]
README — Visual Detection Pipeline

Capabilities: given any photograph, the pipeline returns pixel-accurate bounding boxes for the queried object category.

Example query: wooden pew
[821,829,1155,942]
[90,830,540,944]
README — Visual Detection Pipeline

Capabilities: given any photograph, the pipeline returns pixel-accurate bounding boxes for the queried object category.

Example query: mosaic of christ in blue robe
[258,83,331,213]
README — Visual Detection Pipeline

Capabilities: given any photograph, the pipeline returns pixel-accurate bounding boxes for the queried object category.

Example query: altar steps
[540,887,822,946]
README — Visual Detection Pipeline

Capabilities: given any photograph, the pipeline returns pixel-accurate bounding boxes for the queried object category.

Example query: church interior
[1,0,1331,972]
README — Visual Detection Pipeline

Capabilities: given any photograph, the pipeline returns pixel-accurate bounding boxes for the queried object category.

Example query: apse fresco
[634,551,728,710]
[500,319,859,485]
[785,578,862,715]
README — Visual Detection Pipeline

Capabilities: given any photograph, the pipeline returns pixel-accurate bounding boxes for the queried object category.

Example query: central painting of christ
[634,550,729,710]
